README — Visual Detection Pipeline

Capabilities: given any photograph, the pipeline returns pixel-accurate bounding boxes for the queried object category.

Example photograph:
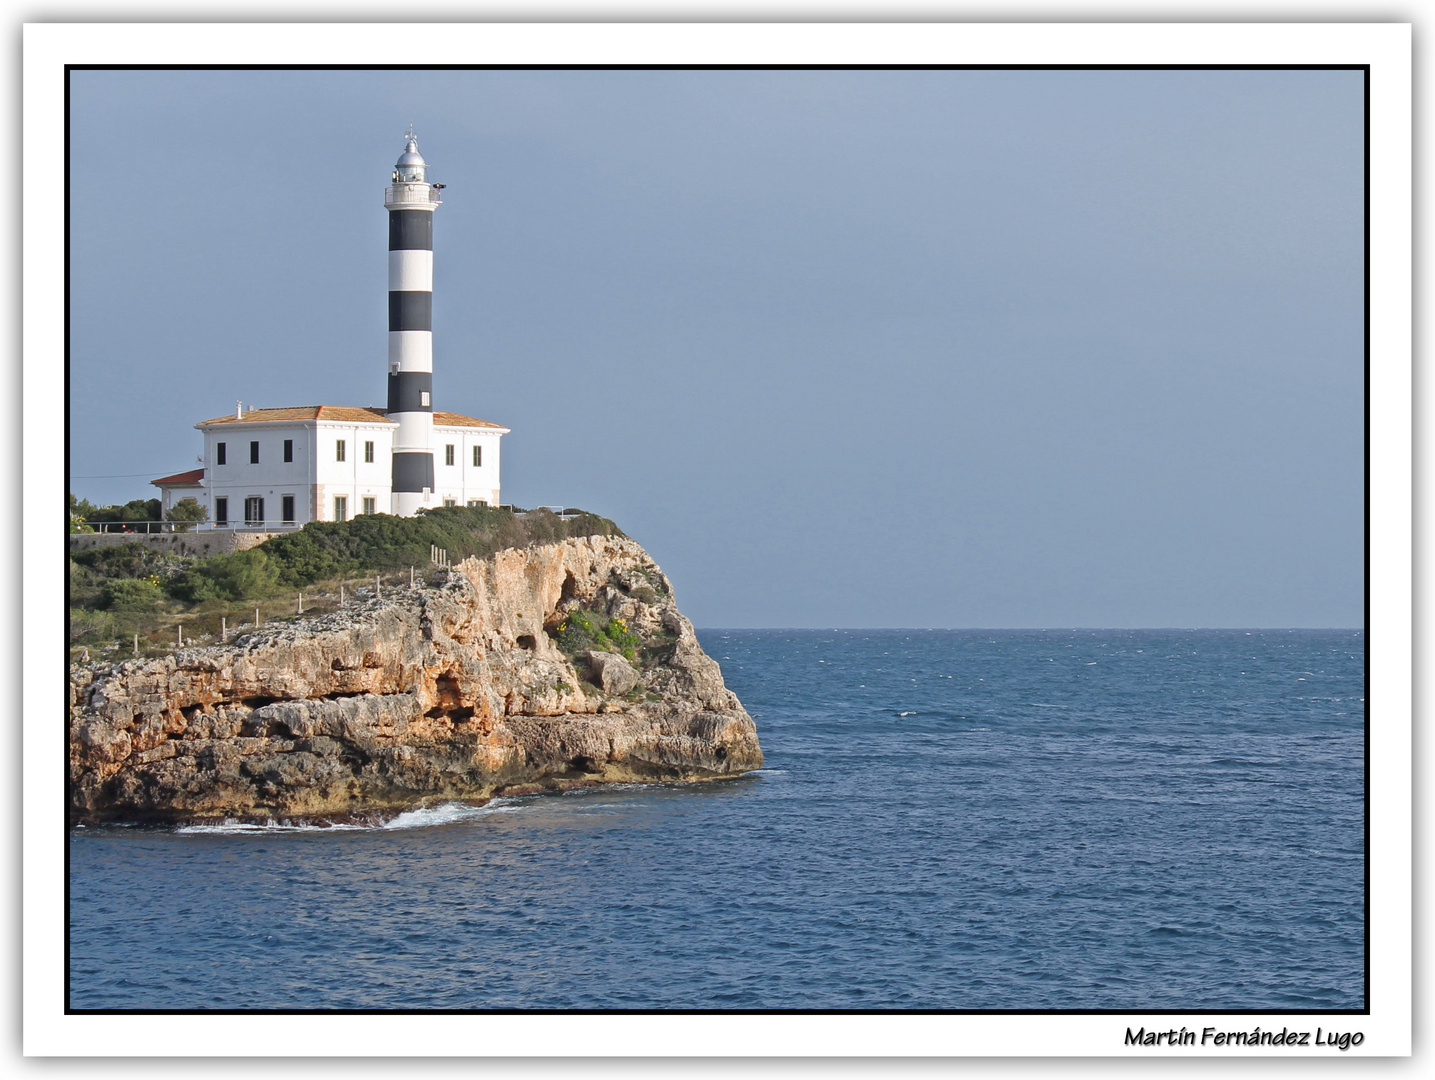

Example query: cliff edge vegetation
[69,505,621,658]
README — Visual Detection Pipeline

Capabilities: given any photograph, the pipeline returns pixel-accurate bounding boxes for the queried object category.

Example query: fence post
[340,584,344,604]
[376,574,381,600]
[298,592,303,614]
[255,607,261,628]
[410,566,415,588]
[221,616,226,639]
[177,624,183,648]
[132,633,139,657]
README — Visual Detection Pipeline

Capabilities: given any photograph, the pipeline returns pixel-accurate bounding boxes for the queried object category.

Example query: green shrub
[71,543,156,580]
[603,616,642,658]
[255,505,624,588]
[68,608,116,644]
[552,610,642,662]
[99,577,165,611]
[168,548,279,602]
[554,609,603,653]
[164,497,209,533]
[78,498,163,532]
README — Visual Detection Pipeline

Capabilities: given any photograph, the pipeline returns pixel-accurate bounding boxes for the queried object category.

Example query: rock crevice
[68,535,762,823]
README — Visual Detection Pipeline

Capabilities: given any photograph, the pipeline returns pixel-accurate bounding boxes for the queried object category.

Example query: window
[364,441,374,463]
[214,497,229,525]
[281,495,295,523]
[334,496,348,522]
[244,496,264,526]
[445,444,455,466]
[467,499,487,508]
[362,496,376,515]
[283,439,293,463]
[473,445,482,467]
[216,442,227,466]
[249,441,260,464]
[443,498,456,507]
[336,440,346,462]
[420,391,431,407]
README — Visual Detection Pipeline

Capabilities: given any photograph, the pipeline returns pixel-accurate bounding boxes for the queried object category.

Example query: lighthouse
[169,132,507,529]
[385,128,442,517]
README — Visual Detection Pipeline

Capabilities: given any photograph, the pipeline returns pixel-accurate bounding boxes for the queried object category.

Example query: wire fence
[69,564,459,663]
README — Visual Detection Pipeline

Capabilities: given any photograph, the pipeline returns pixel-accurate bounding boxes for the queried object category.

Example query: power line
[70,472,172,479]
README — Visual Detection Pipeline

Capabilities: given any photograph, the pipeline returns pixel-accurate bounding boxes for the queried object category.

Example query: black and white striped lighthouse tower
[385,127,443,517]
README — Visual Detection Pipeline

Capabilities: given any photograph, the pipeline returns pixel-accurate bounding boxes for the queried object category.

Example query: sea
[68,629,1365,1011]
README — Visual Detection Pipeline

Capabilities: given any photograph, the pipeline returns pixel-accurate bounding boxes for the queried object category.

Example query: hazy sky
[68,68,1364,628]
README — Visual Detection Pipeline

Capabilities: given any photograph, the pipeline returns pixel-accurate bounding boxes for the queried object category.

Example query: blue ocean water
[68,629,1364,1011]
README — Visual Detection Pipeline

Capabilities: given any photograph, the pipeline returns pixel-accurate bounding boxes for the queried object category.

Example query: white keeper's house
[151,131,508,529]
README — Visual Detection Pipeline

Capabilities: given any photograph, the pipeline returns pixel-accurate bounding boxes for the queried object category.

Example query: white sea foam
[383,799,520,830]
[173,799,521,835]
[175,818,370,835]
[898,711,917,717]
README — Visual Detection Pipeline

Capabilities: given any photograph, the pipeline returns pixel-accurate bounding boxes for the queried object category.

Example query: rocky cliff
[68,536,762,824]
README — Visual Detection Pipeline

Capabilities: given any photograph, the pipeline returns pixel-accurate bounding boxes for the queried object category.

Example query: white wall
[203,421,317,527]
[312,422,396,521]
[432,427,503,508]
[197,419,499,524]
[156,482,204,513]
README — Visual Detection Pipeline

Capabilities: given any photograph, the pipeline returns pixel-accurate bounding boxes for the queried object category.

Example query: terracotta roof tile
[196,405,393,426]
[150,468,205,486]
[196,406,507,429]
[432,411,508,430]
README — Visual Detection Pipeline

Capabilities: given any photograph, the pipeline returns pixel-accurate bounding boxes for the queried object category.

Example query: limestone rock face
[585,650,640,695]
[68,535,762,823]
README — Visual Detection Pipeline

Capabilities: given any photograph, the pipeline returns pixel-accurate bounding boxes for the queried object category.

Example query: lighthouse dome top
[396,137,425,167]
[394,132,427,183]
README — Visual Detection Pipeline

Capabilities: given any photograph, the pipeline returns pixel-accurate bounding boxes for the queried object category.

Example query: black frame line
[61,60,1371,1021]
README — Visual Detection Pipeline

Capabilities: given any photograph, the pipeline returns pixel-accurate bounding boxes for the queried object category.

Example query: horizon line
[691,626,1366,633]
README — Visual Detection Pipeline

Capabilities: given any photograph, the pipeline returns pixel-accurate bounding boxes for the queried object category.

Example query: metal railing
[72,507,593,534]
[71,520,304,534]
[384,185,441,208]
